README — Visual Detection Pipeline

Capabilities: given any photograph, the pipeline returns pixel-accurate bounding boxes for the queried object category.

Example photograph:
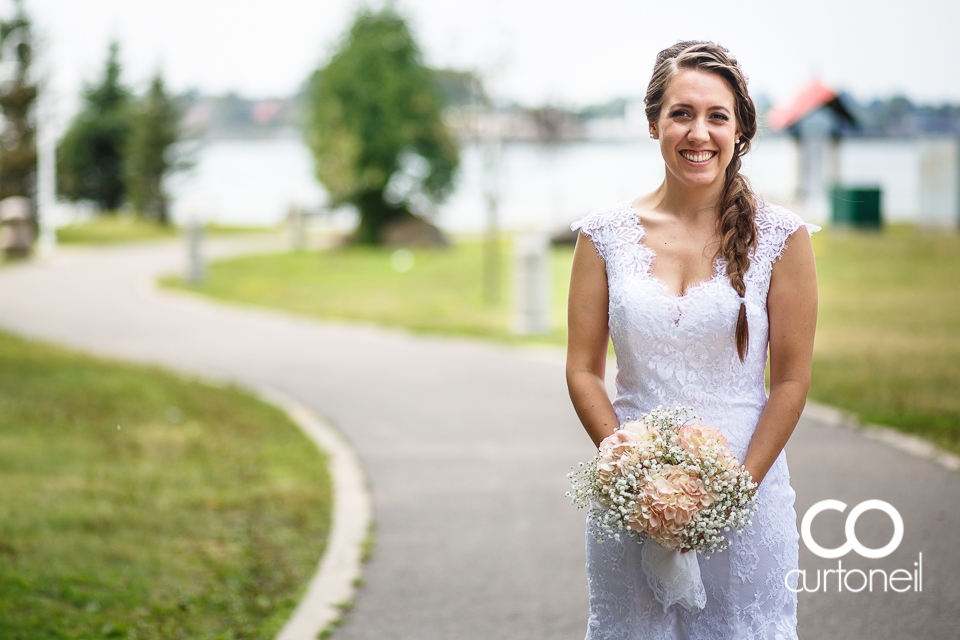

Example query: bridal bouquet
[567,406,758,610]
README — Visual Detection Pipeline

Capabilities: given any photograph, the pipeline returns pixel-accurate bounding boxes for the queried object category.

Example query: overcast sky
[12,0,960,122]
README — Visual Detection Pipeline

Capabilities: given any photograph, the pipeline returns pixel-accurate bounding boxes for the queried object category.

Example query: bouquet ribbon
[640,540,707,612]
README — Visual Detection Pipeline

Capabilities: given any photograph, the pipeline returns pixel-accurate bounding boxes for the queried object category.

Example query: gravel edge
[803,400,960,473]
[255,386,373,640]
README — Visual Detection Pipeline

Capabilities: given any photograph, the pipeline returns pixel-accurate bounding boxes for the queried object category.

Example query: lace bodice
[572,200,819,640]
[574,199,819,459]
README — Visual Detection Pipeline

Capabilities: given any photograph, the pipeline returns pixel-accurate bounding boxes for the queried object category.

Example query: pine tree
[0,2,38,204]
[125,73,183,224]
[56,42,131,211]
[305,8,459,244]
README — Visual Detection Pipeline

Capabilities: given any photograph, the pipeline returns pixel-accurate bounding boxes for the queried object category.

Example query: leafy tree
[125,73,184,224]
[305,8,459,244]
[0,1,38,205]
[57,42,131,211]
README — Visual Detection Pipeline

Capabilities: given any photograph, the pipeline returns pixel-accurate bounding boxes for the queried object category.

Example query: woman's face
[650,69,740,193]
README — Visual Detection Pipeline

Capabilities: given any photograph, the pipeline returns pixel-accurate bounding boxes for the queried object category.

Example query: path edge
[255,386,373,640]
[803,400,960,473]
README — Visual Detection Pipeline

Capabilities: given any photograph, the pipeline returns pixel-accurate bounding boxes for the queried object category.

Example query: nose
[687,117,709,144]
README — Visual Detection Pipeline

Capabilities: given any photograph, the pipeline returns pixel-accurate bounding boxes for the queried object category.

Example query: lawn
[56,216,274,245]
[0,330,332,640]
[808,225,960,451]
[164,227,960,455]
[164,241,573,345]
[56,216,181,244]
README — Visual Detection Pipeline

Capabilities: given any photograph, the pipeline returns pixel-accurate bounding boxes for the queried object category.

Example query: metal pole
[480,90,502,306]
[36,80,58,256]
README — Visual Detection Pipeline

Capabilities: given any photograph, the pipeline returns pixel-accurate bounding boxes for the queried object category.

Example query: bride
[566,41,818,639]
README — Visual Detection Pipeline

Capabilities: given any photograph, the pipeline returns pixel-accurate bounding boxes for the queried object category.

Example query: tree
[124,73,184,224]
[0,1,38,205]
[305,8,459,244]
[56,42,131,211]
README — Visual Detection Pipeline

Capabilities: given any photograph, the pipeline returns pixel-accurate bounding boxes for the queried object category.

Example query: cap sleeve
[571,205,625,262]
[755,202,820,266]
[745,202,820,297]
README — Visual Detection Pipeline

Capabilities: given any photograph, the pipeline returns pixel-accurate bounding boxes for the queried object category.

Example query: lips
[679,150,717,163]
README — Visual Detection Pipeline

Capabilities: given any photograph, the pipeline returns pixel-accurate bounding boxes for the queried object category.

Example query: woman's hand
[566,232,619,448]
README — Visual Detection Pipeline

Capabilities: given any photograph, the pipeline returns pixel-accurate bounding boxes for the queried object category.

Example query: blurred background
[8,0,960,234]
[1,0,959,638]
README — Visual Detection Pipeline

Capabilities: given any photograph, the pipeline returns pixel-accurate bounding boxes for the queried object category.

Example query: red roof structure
[766,80,856,133]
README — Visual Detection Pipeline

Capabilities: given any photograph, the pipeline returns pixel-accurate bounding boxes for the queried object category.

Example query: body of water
[168,134,921,232]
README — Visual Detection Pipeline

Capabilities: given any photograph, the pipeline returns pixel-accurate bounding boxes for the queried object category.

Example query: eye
[710,113,730,121]
[670,109,690,118]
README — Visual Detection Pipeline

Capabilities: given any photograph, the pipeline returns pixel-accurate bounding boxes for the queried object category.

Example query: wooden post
[290,202,306,251]
[186,218,205,284]
[513,232,551,335]
[918,137,960,230]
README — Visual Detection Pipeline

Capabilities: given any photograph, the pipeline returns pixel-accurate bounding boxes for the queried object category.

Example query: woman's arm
[566,232,620,448]
[743,227,818,484]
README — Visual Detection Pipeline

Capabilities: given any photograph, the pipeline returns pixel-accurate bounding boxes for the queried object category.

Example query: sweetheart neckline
[620,200,727,301]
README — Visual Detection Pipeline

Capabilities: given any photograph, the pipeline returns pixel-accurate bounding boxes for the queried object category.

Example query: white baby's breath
[567,405,758,555]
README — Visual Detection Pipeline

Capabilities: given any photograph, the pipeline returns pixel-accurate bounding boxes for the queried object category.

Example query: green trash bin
[831,186,882,228]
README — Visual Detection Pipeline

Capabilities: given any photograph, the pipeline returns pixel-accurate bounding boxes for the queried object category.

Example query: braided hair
[644,41,759,361]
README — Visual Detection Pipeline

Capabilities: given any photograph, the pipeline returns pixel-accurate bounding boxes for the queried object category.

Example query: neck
[649,172,726,223]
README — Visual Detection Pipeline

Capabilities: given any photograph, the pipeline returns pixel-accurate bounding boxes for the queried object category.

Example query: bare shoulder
[631,190,665,224]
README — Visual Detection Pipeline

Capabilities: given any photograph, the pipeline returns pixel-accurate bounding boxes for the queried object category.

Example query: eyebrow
[669,103,732,113]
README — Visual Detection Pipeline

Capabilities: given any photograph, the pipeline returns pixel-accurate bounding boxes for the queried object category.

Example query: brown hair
[644,41,759,362]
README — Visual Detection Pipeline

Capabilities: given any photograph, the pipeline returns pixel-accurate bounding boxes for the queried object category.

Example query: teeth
[681,151,716,163]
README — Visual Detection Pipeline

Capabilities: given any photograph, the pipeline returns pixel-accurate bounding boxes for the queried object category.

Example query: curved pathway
[0,237,957,639]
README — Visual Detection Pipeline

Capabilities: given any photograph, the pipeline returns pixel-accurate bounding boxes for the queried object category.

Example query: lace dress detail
[572,200,819,640]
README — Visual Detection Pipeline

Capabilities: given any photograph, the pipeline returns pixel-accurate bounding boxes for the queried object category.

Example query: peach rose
[624,420,659,453]
[677,423,732,460]
[596,430,632,486]
[596,424,659,488]
[619,419,659,447]
[627,465,713,549]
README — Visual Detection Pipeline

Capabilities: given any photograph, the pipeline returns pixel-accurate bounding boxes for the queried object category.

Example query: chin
[674,170,725,190]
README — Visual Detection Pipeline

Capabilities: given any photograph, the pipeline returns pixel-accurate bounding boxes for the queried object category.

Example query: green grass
[0,330,332,640]
[164,241,574,345]
[163,229,960,455]
[204,223,279,237]
[809,225,960,452]
[56,216,181,244]
[56,216,275,245]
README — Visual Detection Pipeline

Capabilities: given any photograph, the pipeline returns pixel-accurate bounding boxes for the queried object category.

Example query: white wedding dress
[572,200,819,640]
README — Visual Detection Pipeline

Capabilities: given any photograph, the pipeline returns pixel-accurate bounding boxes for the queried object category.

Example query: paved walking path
[1,237,957,639]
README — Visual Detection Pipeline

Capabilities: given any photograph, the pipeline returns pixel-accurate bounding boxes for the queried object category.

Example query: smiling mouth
[679,150,717,164]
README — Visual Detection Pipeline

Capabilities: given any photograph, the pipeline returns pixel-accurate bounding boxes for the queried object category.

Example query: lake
[168,134,921,232]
